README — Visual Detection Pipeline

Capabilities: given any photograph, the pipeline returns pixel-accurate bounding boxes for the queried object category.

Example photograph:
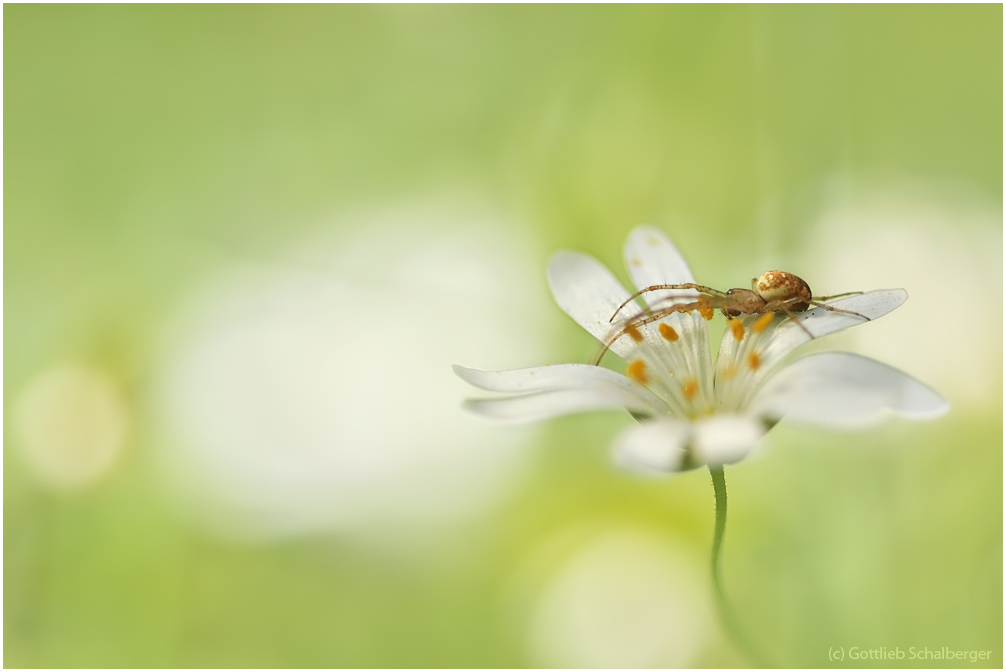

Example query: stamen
[730,320,745,341]
[658,323,679,342]
[626,359,648,384]
[720,364,737,381]
[624,323,644,343]
[698,306,714,321]
[747,351,761,371]
[682,378,698,400]
[752,313,775,333]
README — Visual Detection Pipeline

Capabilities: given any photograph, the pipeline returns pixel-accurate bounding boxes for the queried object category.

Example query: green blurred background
[5,5,1002,668]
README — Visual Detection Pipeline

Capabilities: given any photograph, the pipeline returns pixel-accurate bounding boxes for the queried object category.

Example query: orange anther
[721,364,737,381]
[626,359,649,384]
[658,323,679,342]
[752,313,775,333]
[698,307,714,321]
[682,378,698,400]
[747,351,761,371]
[624,323,644,343]
[731,320,745,341]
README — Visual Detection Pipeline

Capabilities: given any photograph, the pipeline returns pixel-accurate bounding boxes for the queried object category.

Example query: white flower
[454,225,948,473]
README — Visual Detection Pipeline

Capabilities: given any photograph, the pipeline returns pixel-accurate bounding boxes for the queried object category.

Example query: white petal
[463,386,662,424]
[454,362,629,394]
[621,227,713,405]
[613,420,690,474]
[692,414,763,466]
[547,251,635,358]
[623,225,696,292]
[799,289,908,336]
[758,289,908,373]
[453,363,669,415]
[752,352,949,429]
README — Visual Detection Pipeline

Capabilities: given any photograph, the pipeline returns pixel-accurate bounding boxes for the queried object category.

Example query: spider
[592,270,867,365]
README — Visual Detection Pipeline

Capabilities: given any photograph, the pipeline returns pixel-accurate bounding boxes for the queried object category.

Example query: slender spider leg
[590,342,613,366]
[806,300,870,321]
[592,328,630,366]
[631,300,717,329]
[813,291,864,301]
[636,292,717,316]
[592,308,673,365]
[610,283,729,323]
[773,304,815,339]
[592,299,717,365]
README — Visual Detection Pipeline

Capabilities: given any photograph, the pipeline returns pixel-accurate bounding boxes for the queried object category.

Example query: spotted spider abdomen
[754,271,812,311]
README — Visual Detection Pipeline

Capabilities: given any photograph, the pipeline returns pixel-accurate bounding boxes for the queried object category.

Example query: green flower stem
[709,465,768,667]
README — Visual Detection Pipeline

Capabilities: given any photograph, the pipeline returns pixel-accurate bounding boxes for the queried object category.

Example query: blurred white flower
[155,205,554,540]
[456,226,948,473]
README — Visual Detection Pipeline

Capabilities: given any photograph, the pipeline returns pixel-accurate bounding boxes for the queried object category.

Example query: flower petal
[751,351,950,428]
[455,362,622,394]
[623,225,696,292]
[757,289,908,374]
[621,226,714,410]
[613,419,690,473]
[453,363,668,414]
[692,414,763,466]
[547,250,635,358]
[462,387,662,424]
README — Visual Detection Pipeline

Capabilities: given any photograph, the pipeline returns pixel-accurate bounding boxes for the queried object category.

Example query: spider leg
[610,283,729,323]
[779,306,815,339]
[632,302,706,328]
[762,299,815,339]
[807,300,870,321]
[592,300,706,365]
[642,292,723,314]
[813,291,864,301]
[590,343,613,367]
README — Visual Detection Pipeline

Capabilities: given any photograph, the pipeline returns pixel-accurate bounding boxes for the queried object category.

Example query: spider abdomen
[754,271,812,311]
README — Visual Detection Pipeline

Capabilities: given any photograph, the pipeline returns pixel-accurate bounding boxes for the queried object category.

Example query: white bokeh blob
[155,204,555,540]
[525,528,712,668]
[806,190,1002,410]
